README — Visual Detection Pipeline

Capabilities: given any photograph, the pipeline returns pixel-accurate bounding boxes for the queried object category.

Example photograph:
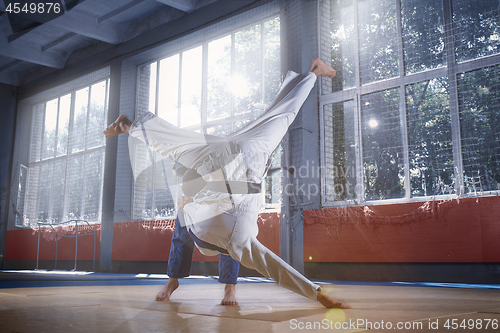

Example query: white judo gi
[129,71,321,300]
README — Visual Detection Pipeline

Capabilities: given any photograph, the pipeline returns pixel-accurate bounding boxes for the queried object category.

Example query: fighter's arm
[174,162,207,211]
[178,195,193,212]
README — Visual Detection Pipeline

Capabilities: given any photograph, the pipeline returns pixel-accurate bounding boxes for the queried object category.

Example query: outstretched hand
[178,195,193,212]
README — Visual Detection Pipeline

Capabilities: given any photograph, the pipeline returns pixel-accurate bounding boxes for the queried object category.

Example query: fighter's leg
[309,57,336,78]
[156,215,195,301]
[230,72,315,155]
[222,284,238,306]
[156,278,179,302]
[227,237,350,309]
[218,254,240,305]
[167,214,195,277]
[230,58,335,155]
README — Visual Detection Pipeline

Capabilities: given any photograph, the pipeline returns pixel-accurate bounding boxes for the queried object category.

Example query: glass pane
[56,94,71,156]
[458,65,500,193]
[453,0,500,62]
[30,103,45,162]
[37,163,52,222]
[323,0,356,93]
[207,35,232,122]
[234,23,262,114]
[233,118,251,132]
[264,17,281,103]
[401,0,446,74]
[153,158,176,219]
[87,80,107,149]
[25,165,41,224]
[42,99,58,160]
[133,188,153,220]
[324,101,357,201]
[68,155,84,218]
[84,151,104,221]
[206,123,233,136]
[406,78,454,197]
[16,165,28,226]
[153,189,175,219]
[73,87,89,152]
[358,0,399,84]
[132,144,154,220]
[180,46,202,128]
[52,159,67,222]
[158,55,180,125]
[362,89,405,200]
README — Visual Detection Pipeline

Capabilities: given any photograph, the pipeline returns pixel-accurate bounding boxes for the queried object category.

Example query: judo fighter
[103,58,350,309]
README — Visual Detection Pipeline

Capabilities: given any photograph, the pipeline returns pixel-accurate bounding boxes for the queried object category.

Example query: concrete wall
[280,0,322,273]
[0,83,18,269]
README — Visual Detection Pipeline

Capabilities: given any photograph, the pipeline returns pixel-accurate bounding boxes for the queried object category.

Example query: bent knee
[225,237,264,270]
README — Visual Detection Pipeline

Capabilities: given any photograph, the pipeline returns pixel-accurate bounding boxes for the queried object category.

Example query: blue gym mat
[1,270,498,290]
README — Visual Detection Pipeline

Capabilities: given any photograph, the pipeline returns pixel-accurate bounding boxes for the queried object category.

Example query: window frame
[20,78,110,226]
[319,0,500,207]
[132,14,283,221]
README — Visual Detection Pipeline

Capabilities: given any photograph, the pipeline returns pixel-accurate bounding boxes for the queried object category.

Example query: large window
[133,16,281,220]
[321,0,500,205]
[21,79,109,226]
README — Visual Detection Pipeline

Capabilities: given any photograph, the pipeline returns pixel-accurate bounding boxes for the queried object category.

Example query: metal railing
[36,219,96,271]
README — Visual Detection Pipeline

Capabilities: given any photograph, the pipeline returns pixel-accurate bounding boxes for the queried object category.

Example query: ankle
[224,284,236,291]
[167,278,179,285]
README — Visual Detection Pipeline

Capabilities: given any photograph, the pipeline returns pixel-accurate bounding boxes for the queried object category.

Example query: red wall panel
[7,199,499,265]
[5,213,281,262]
[111,213,281,261]
[5,224,101,260]
[304,197,500,262]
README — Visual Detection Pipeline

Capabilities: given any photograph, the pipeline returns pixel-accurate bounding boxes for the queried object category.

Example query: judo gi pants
[167,214,240,284]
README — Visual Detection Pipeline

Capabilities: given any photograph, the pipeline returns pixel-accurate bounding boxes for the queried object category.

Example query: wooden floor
[0,271,499,332]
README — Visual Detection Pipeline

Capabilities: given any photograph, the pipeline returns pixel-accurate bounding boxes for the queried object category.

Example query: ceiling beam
[0,72,19,86]
[155,0,196,13]
[0,60,22,73]
[49,9,121,44]
[41,32,76,51]
[20,0,263,97]
[8,26,40,43]
[0,38,66,68]
[98,0,148,24]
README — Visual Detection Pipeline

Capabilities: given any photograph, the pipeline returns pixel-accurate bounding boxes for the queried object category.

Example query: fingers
[177,195,193,211]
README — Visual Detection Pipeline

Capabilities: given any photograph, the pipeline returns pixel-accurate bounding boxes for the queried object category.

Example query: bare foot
[310,58,336,78]
[220,284,238,306]
[317,290,351,309]
[103,114,132,138]
[155,278,179,301]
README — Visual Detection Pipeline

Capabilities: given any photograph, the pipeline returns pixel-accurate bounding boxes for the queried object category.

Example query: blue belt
[188,229,229,255]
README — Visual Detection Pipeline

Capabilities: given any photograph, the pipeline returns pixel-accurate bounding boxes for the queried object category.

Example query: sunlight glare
[229,75,250,98]
[369,119,378,128]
